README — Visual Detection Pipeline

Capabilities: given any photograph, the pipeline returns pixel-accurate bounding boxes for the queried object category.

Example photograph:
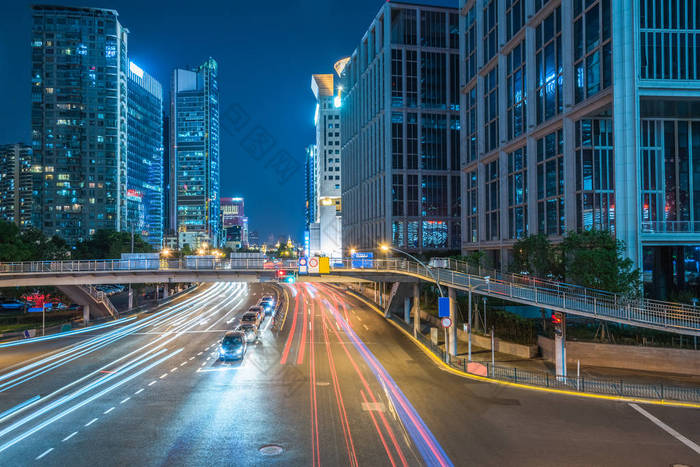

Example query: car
[248,305,265,320]
[235,323,259,343]
[240,311,262,327]
[218,331,247,361]
[0,299,27,310]
[258,298,275,315]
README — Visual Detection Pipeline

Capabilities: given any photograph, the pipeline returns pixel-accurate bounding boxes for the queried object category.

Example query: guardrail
[80,285,119,319]
[385,315,700,403]
[0,257,698,334]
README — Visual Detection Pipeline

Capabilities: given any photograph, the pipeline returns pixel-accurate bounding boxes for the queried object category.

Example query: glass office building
[30,5,129,245]
[458,0,700,298]
[170,58,220,249]
[341,2,462,253]
[305,144,318,231]
[127,61,163,248]
[0,144,33,228]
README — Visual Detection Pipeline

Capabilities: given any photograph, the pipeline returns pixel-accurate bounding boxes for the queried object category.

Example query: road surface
[0,281,697,466]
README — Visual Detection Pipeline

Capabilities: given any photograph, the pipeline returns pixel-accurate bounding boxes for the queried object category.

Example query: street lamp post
[378,244,444,297]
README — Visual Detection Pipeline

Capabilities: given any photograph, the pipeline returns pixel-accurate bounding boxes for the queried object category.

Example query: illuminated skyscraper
[221,197,248,249]
[170,58,220,249]
[0,144,33,228]
[126,61,163,248]
[30,5,129,244]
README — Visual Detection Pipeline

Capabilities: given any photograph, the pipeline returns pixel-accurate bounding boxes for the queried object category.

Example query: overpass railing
[0,257,698,333]
[329,258,700,334]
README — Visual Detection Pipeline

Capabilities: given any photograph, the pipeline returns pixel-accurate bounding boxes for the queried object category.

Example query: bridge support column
[412,283,420,337]
[83,304,90,325]
[404,297,411,324]
[163,285,169,299]
[448,287,457,356]
[555,313,567,379]
[128,286,133,310]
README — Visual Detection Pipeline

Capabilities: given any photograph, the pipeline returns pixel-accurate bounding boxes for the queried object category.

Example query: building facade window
[450,116,460,170]
[392,173,404,216]
[392,49,403,107]
[505,0,525,41]
[640,0,700,80]
[535,7,562,124]
[485,159,500,240]
[421,114,447,170]
[392,112,404,169]
[575,119,615,231]
[507,41,527,141]
[484,66,499,154]
[465,169,478,243]
[406,50,418,108]
[537,130,565,235]
[573,0,612,102]
[421,52,447,109]
[421,10,447,48]
[508,147,527,239]
[407,113,418,169]
[421,175,447,216]
[392,220,405,247]
[464,6,477,82]
[423,220,448,248]
[483,0,498,64]
[407,174,419,216]
[465,86,478,163]
[391,8,417,45]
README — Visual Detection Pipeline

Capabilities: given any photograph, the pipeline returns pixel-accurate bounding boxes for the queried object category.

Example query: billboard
[351,251,374,269]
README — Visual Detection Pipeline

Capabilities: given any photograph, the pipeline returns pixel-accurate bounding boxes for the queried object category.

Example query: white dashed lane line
[148,380,157,386]
[85,417,98,427]
[120,397,130,404]
[36,448,53,460]
[62,431,78,442]
[159,373,168,379]
[134,388,144,395]
[103,407,115,415]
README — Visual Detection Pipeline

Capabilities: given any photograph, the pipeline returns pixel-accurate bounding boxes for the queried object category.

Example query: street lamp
[378,244,444,297]
[349,248,357,256]
[161,248,170,257]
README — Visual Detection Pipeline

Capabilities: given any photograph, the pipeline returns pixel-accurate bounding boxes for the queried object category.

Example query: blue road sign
[438,297,450,318]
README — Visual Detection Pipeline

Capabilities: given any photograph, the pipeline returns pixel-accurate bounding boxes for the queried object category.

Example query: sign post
[440,316,452,363]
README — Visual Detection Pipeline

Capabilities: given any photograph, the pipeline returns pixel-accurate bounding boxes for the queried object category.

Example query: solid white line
[62,431,78,442]
[148,380,156,386]
[103,407,115,414]
[36,447,53,459]
[84,417,98,427]
[120,397,130,404]
[134,388,144,395]
[629,403,700,454]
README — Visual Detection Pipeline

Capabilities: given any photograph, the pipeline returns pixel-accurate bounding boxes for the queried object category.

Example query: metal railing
[641,220,700,233]
[0,257,698,334]
[391,316,700,403]
[80,285,119,319]
[327,258,700,335]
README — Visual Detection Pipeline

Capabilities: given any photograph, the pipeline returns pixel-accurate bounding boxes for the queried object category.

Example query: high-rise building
[170,58,220,249]
[304,144,318,231]
[458,0,700,299]
[311,71,343,258]
[221,197,248,249]
[0,144,33,228]
[126,61,163,248]
[341,3,462,253]
[31,5,129,244]
[162,112,171,235]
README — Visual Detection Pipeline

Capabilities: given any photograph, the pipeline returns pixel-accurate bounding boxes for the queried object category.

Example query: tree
[0,221,69,262]
[73,230,153,259]
[511,233,561,278]
[560,230,641,296]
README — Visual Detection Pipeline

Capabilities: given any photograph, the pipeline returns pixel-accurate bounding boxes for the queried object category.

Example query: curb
[342,287,700,410]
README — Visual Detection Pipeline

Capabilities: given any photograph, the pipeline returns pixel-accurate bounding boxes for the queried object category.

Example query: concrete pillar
[412,283,420,337]
[555,313,567,379]
[83,304,90,325]
[163,285,169,299]
[448,287,457,356]
[128,286,133,310]
[403,296,411,324]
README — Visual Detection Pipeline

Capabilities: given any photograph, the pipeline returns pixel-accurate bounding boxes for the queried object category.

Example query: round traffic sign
[309,257,319,267]
[441,317,452,328]
[298,257,307,266]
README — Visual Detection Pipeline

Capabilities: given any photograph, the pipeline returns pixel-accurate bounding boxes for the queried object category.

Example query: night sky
[0,0,456,243]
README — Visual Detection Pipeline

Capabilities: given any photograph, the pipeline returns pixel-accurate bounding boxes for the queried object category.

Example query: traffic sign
[298,257,308,275]
[438,296,450,317]
[441,317,452,328]
[308,257,320,274]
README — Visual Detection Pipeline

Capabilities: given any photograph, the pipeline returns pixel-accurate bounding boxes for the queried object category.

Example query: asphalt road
[0,281,697,466]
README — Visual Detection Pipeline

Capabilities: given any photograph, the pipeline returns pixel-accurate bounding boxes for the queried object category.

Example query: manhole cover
[259,444,284,456]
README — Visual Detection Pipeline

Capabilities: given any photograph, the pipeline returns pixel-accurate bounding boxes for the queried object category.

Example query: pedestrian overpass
[0,258,697,336]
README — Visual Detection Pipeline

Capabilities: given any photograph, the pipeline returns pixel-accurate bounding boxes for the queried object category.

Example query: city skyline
[0,0,457,241]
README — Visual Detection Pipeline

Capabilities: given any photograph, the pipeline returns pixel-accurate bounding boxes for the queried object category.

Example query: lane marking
[148,380,156,386]
[120,397,130,404]
[159,373,167,379]
[170,368,177,373]
[629,403,700,454]
[189,357,195,361]
[362,324,369,331]
[134,388,144,395]
[103,407,115,414]
[180,361,187,367]
[62,431,78,442]
[84,417,98,427]
[197,352,203,356]
[35,448,53,460]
